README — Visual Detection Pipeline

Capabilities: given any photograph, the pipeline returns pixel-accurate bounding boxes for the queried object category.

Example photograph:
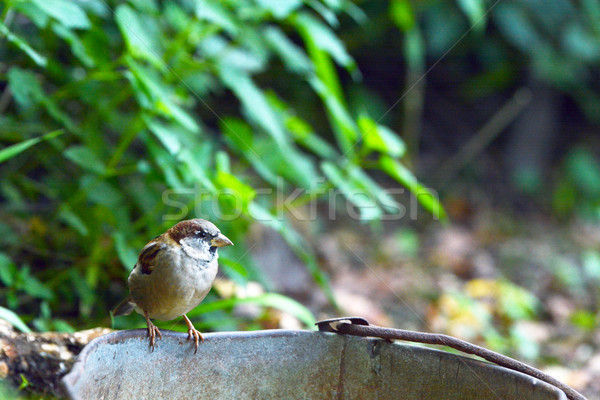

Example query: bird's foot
[183,314,204,354]
[145,314,162,352]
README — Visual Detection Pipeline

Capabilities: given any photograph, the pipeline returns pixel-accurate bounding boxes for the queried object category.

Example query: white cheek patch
[180,237,211,262]
[183,245,208,260]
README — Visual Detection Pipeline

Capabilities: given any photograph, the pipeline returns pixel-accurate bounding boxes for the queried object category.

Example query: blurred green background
[1,0,600,396]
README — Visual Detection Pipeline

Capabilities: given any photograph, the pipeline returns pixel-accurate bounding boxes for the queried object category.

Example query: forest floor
[250,195,600,399]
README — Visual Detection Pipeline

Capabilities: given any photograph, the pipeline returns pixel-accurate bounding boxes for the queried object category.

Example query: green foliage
[0,130,63,164]
[553,146,600,219]
[0,306,31,333]
[0,0,443,332]
[191,293,316,327]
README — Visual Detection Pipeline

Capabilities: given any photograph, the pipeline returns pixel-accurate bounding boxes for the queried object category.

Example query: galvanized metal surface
[62,329,567,400]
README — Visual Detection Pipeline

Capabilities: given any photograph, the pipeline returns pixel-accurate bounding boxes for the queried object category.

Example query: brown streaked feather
[137,240,163,275]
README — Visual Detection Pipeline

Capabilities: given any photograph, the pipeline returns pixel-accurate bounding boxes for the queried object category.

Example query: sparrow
[112,219,233,353]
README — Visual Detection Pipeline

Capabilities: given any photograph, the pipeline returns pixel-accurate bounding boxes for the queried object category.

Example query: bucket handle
[316,317,586,400]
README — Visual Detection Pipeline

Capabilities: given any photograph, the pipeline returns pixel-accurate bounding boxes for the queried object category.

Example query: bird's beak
[211,233,233,247]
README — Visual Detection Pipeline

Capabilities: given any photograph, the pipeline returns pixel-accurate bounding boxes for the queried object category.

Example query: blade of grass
[0,129,64,164]
[193,293,316,328]
[0,306,32,333]
[0,21,48,67]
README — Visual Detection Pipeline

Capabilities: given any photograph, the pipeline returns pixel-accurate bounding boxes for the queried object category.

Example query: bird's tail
[112,296,135,316]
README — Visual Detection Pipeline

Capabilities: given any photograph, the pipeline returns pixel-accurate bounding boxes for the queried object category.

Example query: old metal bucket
[62,329,566,399]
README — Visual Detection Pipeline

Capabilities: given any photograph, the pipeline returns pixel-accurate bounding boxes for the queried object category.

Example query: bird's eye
[197,231,207,238]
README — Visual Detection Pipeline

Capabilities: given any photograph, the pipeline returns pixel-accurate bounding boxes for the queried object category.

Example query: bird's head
[169,219,233,260]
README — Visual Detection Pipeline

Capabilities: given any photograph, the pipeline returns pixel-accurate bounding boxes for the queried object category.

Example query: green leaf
[51,24,95,67]
[19,374,30,390]
[379,156,448,221]
[215,151,230,173]
[0,252,16,286]
[20,267,54,301]
[220,118,280,186]
[322,162,382,220]
[249,293,316,327]
[456,0,486,30]
[58,205,89,236]
[156,99,200,133]
[389,0,415,31]
[82,177,123,207]
[32,0,91,29]
[129,0,159,13]
[0,130,64,164]
[494,4,543,53]
[0,22,47,67]
[338,0,367,24]
[220,67,286,146]
[113,232,139,269]
[566,147,600,196]
[218,256,249,280]
[51,319,76,333]
[300,22,344,102]
[0,306,31,333]
[309,77,358,152]
[7,67,44,109]
[64,146,105,174]
[262,140,319,189]
[285,115,338,159]
[305,0,338,26]
[178,147,216,191]
[563,23,600,62]
[347,165,401,215]
[358,115,406,158]
[255,0,302,19]
[404,26,425,71]
[145,138,185,189]
[76,0,110,17]
[145,118,182,155]
[294,13,355,69]
[215,171,256,210]
[238,94,320,189]
[195,293,316,328]
[116,5,163,68]
[128,61,199,132]
[263,26,312,74]
[266,91,338,160]
[296,12,360,154]
[220,117,254,152]
[194,0,238,35]
[13,2,50,27]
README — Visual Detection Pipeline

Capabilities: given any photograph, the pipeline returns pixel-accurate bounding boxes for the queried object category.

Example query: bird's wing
[136,240,163,275]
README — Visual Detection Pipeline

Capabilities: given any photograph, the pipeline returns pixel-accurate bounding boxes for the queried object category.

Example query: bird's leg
[182,314,203,354]
[144,311,162,352]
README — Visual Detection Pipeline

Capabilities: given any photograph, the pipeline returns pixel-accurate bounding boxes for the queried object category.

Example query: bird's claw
[183,314,204,354]
[187,327,204,354]
[145,316,162,352]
